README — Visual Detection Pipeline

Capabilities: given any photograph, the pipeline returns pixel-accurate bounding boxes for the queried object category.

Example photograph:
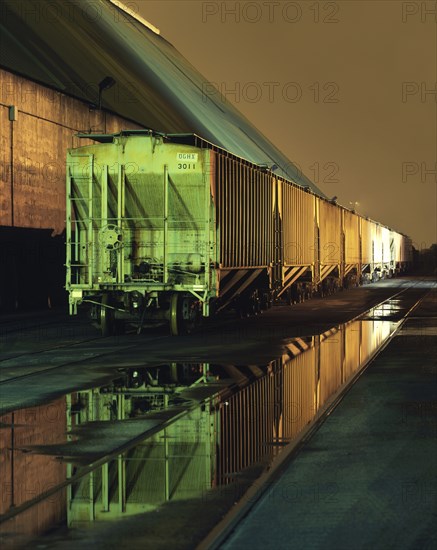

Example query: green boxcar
[66,131,218,335]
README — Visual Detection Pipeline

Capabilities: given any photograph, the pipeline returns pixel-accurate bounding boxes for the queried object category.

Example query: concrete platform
[221,290,437,550]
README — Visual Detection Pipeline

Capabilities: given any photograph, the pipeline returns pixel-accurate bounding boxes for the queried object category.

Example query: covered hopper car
[66,131,412,335]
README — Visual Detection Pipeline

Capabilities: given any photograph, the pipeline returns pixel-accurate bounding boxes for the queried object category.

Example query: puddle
[0,318,400,547]
[361,300,405,320]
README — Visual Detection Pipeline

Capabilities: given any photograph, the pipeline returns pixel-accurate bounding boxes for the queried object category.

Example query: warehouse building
[0,68,142,310]
[0,0,324,312]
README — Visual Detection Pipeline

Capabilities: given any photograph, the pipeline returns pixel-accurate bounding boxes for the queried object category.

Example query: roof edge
[108,0,160,35]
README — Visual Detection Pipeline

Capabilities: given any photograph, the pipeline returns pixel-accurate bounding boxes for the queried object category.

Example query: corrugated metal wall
[361,218,373,265]
[216,152,274,268]
[343,323,361,381]
[279,349,317,440]
[219,373,275,481]
[372,224,383,264]
[343,209,360,264]
[218,350,317,483]
[392,231,403,264]
[381,226,391,264]
[401,236,413,263]
[319,199,342,264]
[319,332,343,403]
[281,181,316,266]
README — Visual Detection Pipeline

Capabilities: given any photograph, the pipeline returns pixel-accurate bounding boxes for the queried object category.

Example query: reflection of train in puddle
[0,318,398,539]
[65,320,396,520]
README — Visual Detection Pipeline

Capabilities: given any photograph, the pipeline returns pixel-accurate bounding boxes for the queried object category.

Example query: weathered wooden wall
[0,69,143,311]
[0,68,143,232]
[0,398,67,542]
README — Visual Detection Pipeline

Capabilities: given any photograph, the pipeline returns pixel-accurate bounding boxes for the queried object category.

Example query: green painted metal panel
[66,134,215,297]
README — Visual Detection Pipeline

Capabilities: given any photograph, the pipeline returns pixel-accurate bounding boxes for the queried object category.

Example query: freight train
[66,130,412,335]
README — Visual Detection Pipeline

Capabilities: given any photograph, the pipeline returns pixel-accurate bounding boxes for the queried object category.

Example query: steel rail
[0,279,427,387]
[0,332,169,387]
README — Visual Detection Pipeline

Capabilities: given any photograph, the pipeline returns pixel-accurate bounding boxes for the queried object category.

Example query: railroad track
[0,278,431,389]
[0,331,170,388]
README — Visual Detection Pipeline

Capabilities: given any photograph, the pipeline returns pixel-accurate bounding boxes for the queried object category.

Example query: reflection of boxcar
[66,131,412,335]
[217,319,397,483]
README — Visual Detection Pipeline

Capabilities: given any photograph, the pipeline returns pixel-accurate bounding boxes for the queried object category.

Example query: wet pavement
[210,288,437,550]
[0,277,435,549]
[0,278,430,415]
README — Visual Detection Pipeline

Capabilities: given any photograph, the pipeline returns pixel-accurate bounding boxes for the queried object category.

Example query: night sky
[139,0,436,248]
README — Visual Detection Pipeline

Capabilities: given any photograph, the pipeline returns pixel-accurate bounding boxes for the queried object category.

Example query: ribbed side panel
[218,373,276,483]
[218,351,317,484]
[343,323,361,381]
[319,332,342,403]
[282,182,316,265]
[216,152,274,268]
[373,224,383,263]
[391,231,400,263]
[402,235,413,262]
[381,226,391,263]
[343,210,360,264]
[361,218,373,264]
[319,199,342,264]
[391,232,412,264]
[360,320,392,364]
[280,349,317,440]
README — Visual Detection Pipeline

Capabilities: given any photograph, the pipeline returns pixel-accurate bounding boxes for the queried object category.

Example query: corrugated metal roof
[0,0,326,196]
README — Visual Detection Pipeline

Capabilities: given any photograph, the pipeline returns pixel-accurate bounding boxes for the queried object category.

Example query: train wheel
[285,288,293,306]
[261,290,273,310]
[169,293,201,336]
[99,293,114,337]
[249,290,260,315]
[236,292,256,317]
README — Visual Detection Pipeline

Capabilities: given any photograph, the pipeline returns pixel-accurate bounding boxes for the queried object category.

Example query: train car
[360,218,411,282]
[317,198,343,296]
[277,178,317,303]
[66,130,411,335]
[391,230,413,274]
[67,131,217,335]
[342,207,361,287]
[361,217,374,280]
[66,131,278,335]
